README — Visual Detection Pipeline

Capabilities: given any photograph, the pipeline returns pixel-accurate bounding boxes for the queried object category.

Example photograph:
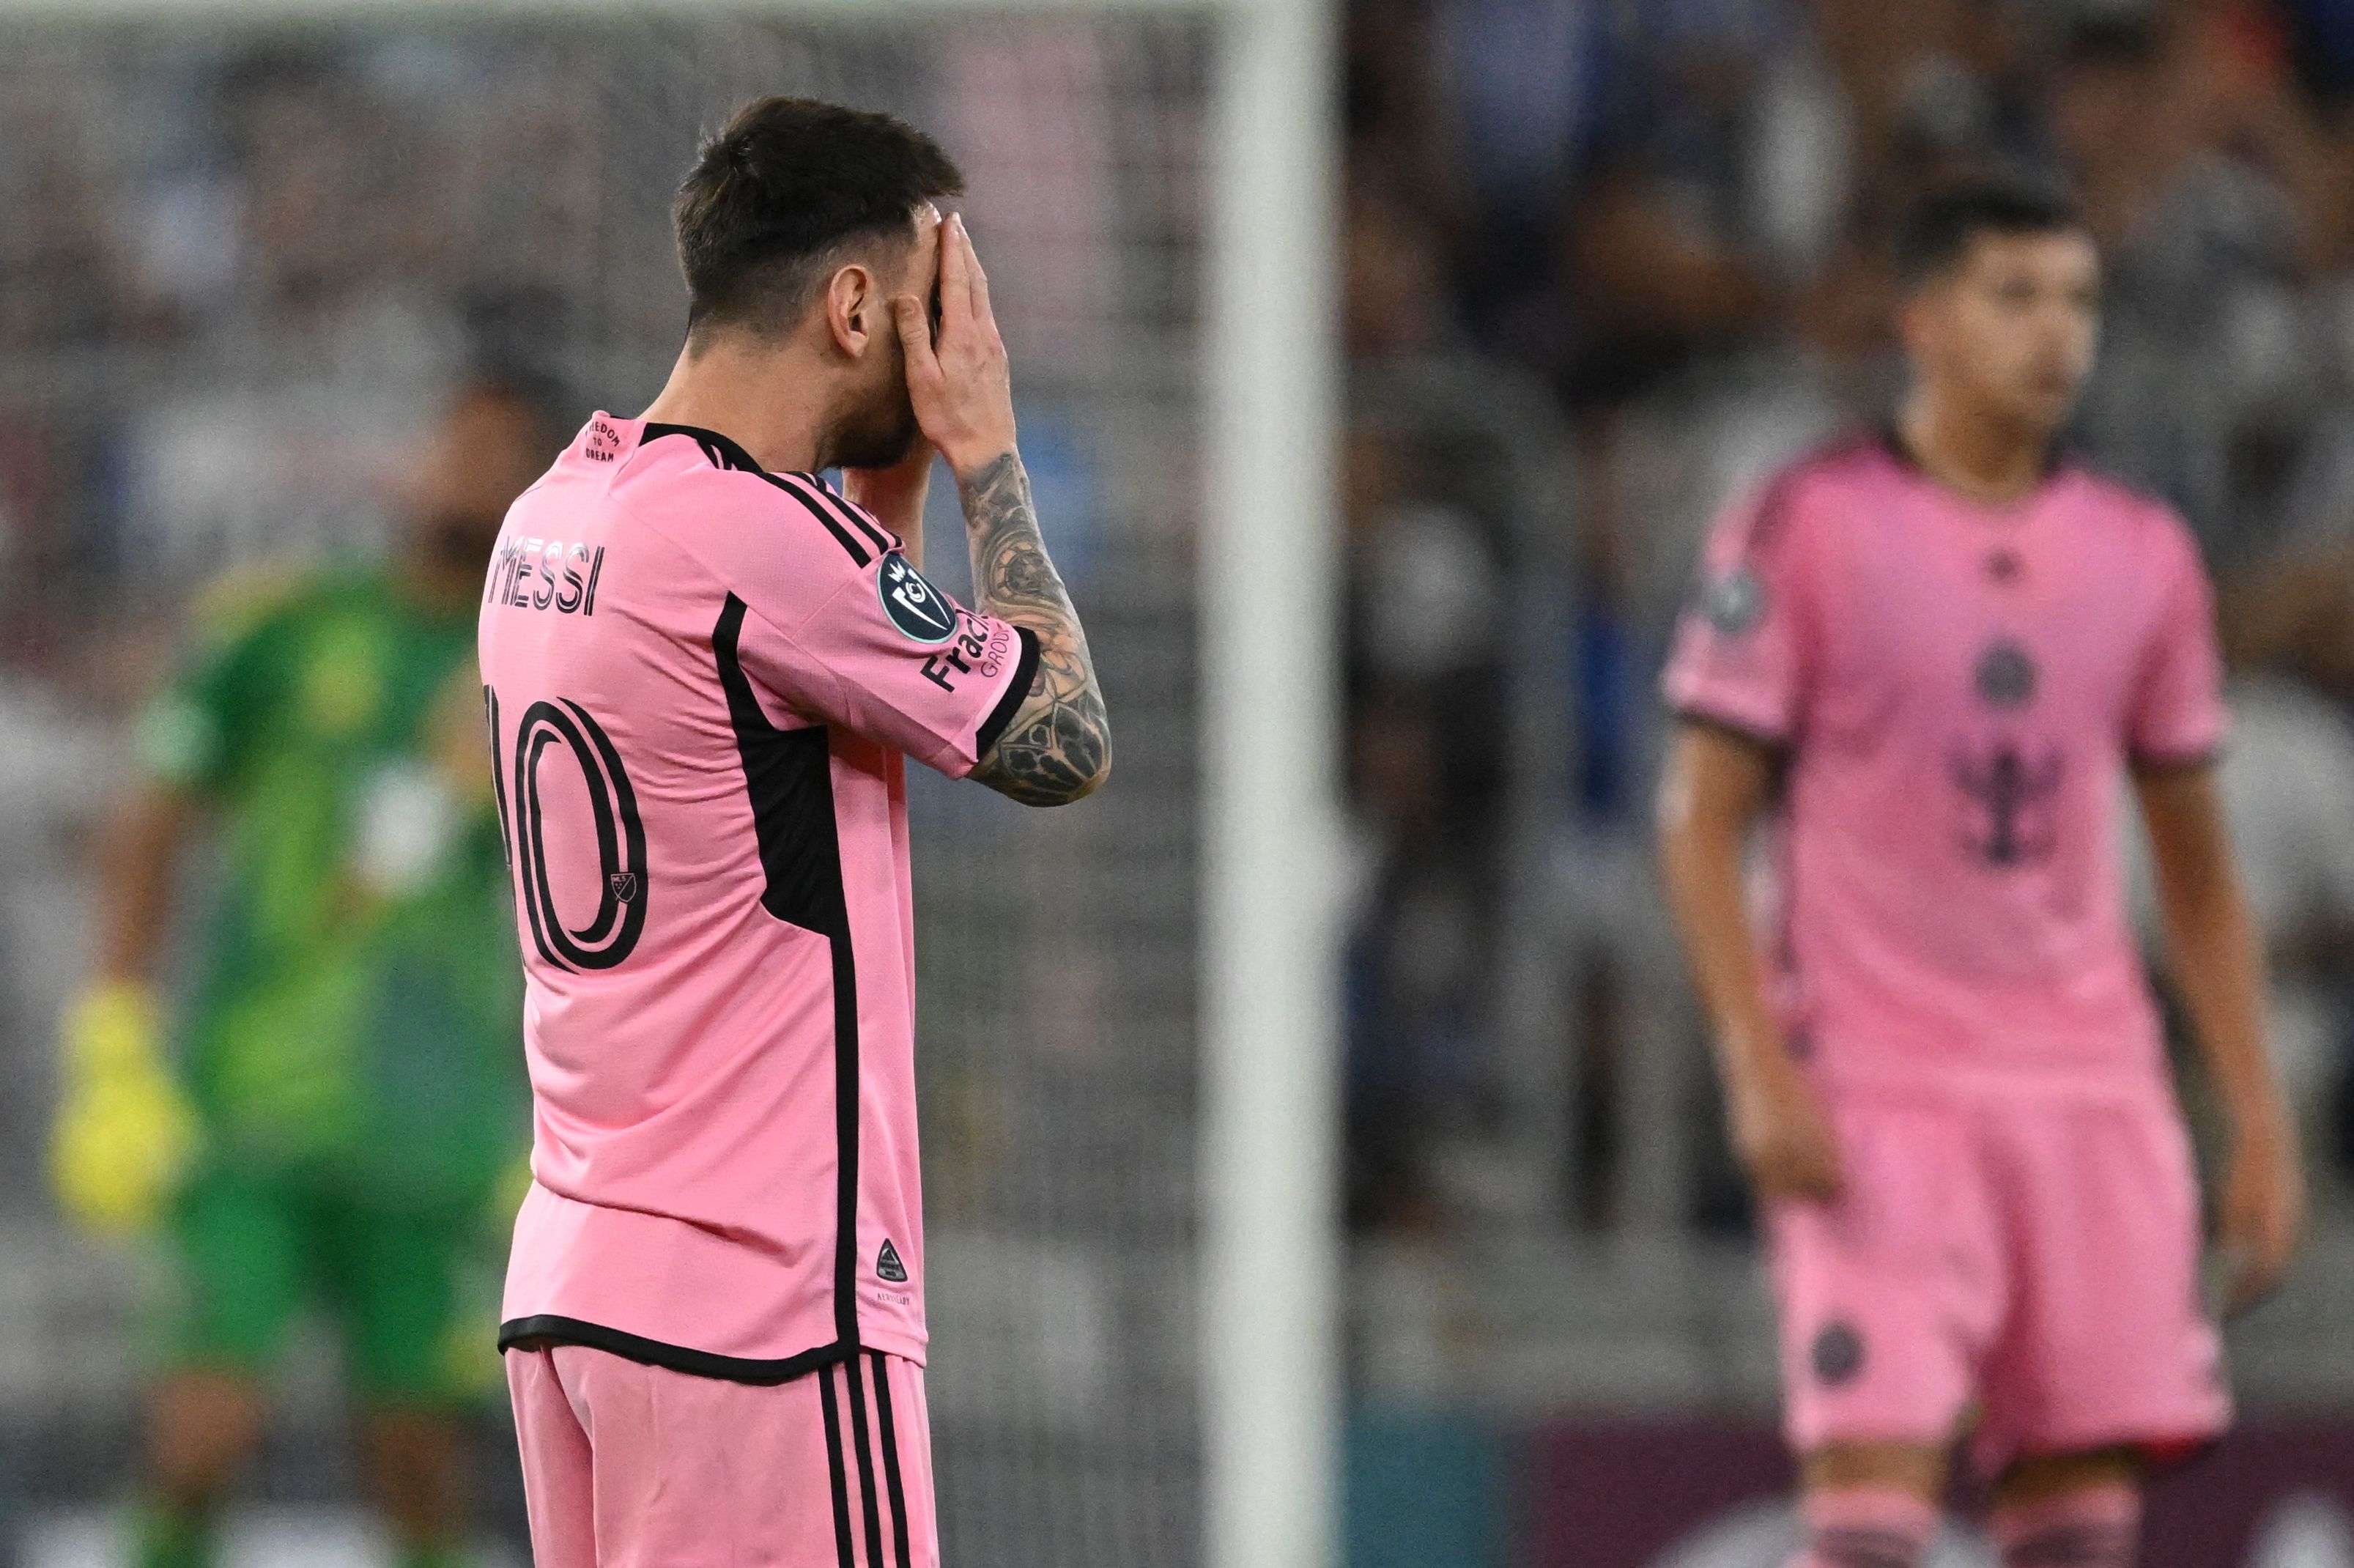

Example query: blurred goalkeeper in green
[51,380,551,1568]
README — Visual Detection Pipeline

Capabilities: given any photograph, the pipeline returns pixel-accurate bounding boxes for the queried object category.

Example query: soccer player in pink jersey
[478,97,1109,1567]
[1658,181,2305,1568]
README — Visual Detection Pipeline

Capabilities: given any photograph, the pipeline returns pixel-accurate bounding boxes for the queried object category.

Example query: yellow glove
[51,982,201,1238]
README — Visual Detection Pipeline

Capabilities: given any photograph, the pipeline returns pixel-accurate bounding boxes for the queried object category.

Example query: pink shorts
[508,1344,939,1568]
[1768,1085,2229,1473]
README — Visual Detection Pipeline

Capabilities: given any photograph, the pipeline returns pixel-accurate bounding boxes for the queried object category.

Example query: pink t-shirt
[1663,433,2226,1095]
[479,415,1036,1378]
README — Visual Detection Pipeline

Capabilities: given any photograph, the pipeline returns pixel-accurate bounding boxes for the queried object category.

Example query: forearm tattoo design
[962,451,1111,805]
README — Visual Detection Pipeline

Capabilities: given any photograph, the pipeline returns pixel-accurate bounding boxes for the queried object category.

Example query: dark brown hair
[1894,179,2086,289]
[674,96,963,344]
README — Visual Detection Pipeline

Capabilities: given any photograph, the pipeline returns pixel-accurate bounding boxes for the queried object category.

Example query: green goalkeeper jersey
[139,563,525,1204]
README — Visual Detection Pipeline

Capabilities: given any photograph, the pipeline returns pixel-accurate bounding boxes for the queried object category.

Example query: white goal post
[10,1,1344,1564]
[1197,6,1344,1568]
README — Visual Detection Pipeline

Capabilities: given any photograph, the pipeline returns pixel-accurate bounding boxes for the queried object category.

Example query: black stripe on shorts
[845,1353,888,1568]
[870,1353,914,1568]
[818,1362,856,1568]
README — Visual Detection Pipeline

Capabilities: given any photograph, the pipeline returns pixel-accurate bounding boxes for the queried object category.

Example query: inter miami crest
[1950,742,2064,868]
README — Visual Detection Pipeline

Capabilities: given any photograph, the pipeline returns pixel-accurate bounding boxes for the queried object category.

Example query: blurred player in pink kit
[479,98,1110,1566]
[1658,182,2304,1568]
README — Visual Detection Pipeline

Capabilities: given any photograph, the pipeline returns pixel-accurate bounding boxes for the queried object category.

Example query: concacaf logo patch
[878,552,958,644]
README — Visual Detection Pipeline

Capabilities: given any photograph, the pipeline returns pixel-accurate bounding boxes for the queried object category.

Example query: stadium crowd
[1336,0,2354,1233]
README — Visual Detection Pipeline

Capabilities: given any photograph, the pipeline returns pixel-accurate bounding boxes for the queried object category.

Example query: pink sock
[1991,1480,2140,1568]
[1787,1487,1939,1568]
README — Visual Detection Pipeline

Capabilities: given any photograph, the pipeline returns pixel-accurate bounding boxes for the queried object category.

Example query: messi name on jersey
[488,536,608,616]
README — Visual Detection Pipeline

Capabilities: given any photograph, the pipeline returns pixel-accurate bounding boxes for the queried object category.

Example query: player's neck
[640,338,830,474]
[1895,393,2055,509]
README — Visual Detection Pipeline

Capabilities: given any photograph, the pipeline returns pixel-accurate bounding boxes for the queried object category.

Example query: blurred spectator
[120,52,470,595]
[2055,9,2315,566]
[1345,161,1459,359]
[1340,416,1510,1229]
[1610,229,1901,659]
[0,94,138,351]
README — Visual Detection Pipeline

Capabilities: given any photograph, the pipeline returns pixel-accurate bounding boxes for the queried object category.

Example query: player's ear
[823,263,881,359]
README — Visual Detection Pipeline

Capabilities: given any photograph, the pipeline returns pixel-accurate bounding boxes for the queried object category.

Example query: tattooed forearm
[960,451,1112,806]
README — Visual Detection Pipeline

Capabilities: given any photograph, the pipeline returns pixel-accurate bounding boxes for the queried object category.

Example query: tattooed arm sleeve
[958,450,1113,806]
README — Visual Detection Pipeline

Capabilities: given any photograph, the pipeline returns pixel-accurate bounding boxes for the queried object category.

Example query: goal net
[0,4,1335,1567]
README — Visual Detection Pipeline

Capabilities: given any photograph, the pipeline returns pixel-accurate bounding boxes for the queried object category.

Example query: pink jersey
[1663,432,2226,1095]
[479,415,1035,1379]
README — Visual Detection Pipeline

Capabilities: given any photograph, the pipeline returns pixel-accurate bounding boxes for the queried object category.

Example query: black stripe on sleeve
[766,471,878,566]
[787,472,896,556]
[768,476,870,565]
[845,1353,889,1568]
[870,1353,914,1568]
[713,595,864,1353]
[819,1364,857,1568]
[642,421,872,566]
[975,627,1042,758]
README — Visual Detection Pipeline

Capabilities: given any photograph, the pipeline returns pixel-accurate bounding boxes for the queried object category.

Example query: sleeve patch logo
[1700,565,1766,637]
[879,552,958,643]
